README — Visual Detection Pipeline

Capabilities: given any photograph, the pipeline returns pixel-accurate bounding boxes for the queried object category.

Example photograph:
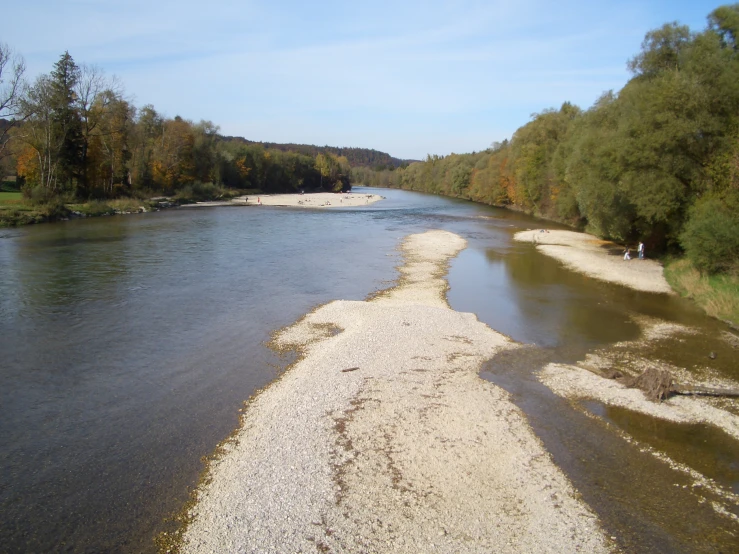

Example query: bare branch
[0,42,28,158]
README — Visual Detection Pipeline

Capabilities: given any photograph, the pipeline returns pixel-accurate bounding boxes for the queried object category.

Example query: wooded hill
[354,4,739,275]
[0,50,402,199]
[220,136,414,169]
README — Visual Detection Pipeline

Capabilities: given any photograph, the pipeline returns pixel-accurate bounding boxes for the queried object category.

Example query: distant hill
[219,135,416,169]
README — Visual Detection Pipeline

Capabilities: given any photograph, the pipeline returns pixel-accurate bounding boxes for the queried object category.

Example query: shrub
[174,182,225,203]
[75,200,115,217]
[22,185,58,206]
[680,193,739,274]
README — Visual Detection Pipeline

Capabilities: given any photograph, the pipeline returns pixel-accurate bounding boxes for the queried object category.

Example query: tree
[0,43,27,160]
[627,22,692,77]
[49,51,83,191]
[74,64,123,195]
[708,3,739,50]
[16,75,62,190]
[90,91,133,196]
[15,52,84,193]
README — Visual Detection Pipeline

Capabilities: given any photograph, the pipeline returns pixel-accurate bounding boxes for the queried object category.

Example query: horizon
[5,0,711,160]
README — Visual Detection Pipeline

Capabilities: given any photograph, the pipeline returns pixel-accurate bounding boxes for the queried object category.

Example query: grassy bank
[0,183,249,227]
[664,258,739,326]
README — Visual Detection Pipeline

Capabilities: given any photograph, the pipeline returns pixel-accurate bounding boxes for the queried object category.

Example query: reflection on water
[1,187,737,552]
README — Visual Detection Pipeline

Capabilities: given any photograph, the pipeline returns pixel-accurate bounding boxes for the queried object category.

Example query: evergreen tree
[49,51,83,193]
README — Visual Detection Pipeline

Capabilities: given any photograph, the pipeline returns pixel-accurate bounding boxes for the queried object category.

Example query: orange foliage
[15,143,39,184]
[235,157,251,178]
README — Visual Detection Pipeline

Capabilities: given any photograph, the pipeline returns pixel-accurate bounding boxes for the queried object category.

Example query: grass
[664,257,739,325]
[0,191,23,204]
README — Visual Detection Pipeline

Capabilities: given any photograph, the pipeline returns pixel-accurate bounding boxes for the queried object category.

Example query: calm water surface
[0,188,736,552]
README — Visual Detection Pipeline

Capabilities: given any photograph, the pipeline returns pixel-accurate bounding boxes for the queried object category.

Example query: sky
[3,0,714,160]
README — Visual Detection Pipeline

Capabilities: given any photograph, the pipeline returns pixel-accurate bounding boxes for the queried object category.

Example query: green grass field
[0,191,23,204]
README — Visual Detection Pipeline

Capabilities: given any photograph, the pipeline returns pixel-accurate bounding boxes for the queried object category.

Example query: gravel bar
[180,230,612,553]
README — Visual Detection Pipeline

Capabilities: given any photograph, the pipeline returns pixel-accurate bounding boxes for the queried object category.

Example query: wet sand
[514,230,672,294]
[179,230,612,553]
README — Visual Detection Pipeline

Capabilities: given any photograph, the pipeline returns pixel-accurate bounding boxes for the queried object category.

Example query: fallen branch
[341,367,360,373]
[671,385,739,398]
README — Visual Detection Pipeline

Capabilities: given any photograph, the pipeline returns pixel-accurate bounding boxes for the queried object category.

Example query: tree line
[224,138,414,169]
[354,4,739,275]
[0,50,353,201]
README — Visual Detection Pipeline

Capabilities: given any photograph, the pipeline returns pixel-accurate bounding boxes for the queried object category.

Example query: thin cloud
[3,0,711,159]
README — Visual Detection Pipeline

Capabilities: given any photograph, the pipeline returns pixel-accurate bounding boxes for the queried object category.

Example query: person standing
[638,242,644,259]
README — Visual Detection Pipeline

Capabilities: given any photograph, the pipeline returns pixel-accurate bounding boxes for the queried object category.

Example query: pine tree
[49,51,83,193]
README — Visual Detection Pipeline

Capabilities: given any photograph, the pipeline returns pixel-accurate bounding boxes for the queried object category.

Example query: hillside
[219,135,415,169]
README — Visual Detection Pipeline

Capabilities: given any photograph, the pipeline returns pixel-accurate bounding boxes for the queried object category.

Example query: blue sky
[4,0,714,160]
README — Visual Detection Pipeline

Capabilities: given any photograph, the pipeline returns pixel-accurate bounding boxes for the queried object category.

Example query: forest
[0,50,364,213]
[223,137,414,169]
[353,4,739,277]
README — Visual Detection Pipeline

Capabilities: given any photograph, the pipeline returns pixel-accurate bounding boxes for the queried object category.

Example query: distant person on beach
[638,242,644,259]
[624,248,631,261]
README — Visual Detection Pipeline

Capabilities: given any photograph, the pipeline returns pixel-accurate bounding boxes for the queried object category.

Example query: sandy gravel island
[242,192,384,208]
[178,192,384,209]
[179,230,612,553]
[514,229,672,294]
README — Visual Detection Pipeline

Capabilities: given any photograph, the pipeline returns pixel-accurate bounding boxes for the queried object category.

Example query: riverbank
[514,229,673,294]
[176,230,611,553]
[0,191,385,227]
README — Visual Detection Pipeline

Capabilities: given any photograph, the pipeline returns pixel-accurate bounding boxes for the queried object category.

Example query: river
[0,187,736,552]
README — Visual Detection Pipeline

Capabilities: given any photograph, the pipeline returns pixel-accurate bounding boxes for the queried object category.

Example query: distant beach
[243,192,384,208]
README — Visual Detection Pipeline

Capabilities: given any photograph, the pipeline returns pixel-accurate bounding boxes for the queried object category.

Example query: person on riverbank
[638,242,644,259]
[624,248,631,261]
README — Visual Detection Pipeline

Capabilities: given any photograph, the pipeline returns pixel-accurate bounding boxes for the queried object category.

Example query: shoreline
[514,229,673,294]
[177,230,611,553]
[0,191,386,228]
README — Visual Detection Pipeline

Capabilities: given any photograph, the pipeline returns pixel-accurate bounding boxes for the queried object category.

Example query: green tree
[49,51,83,192]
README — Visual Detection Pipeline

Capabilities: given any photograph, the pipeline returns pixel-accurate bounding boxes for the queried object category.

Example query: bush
[174,182,226,203]
[37,198,70,220]
[22,185,59,206]
[74,200,115,217]
[680,193,739,274]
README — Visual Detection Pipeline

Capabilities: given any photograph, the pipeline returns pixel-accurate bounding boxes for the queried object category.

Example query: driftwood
[578,364,739,402]
[341,367,360,373]
[625,367,674,402]
[671,385,739,398]
[577,362,624,380]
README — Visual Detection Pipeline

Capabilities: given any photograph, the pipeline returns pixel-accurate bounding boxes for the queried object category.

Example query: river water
[0,187,736,552]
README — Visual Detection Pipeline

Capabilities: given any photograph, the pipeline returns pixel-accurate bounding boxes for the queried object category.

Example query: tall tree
[0,43,27,160]
[49,51,83,192]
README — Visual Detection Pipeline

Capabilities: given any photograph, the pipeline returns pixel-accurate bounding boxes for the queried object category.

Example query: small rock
[709,351,717,359]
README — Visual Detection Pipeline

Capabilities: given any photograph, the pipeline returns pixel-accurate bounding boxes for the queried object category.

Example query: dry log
[671,385,739,398]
